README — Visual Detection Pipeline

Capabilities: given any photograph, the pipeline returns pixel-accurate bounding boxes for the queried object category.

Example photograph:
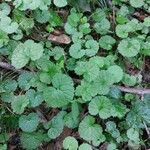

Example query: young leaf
[63,136,78,150]
[19,113,39,132]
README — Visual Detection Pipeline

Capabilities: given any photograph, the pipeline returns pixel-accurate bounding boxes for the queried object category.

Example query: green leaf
[107,143,117,150]
[18,72,34,90]
[99,35,116,50]
[11,43,29,69]
[64,102,79,128]
[0,144,7,150]
[50,46,64,60]
[11,95,29,114]
[65,22,77,35]
[1,92,15,103]
[78,143,92,150]
[94,18,110,35]
[13,0,51,10]
[88,96,113,119]
[69,43,85,59]
[78,115,105,146]
[92,9,106,22]
[11,40,44,69]
[109,87,122,99]
[75,57,104,82]
[49,11,63,27]
[130,0,144,8]
[25,89,43,107]
[75,80,97,101]
[93,70,113,95]
[19,17,34,32]
[107,65,123,83]
[23,40,44,61]
[111,102,129,118]
[45,111,66,139]
[105,121,121,141]
[141,41,150,56]
[79,23,91,34]
[143,16,150,27]
[85,39,99,56]
[20,132,48,150]
[123,73,137,86]
[67,9,82,27]
[2,79,17,92]
[34,9,50,23]
[116,24,130,38]
[0,30,9,48]
[53,0,67,7]
[44,73,74,107]
[19,113,39,132]
[127,128,140,143]
[39,72,52,84]
[63,136,78,150]
[0,3,11,16]
[39,0,52,10]
[0,133,9,143]
[118,38,141,57]
[75,61,99,82]
[0,16,19,34]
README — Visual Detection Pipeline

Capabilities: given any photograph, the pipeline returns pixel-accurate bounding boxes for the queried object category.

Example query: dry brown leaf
[48,34,71,44]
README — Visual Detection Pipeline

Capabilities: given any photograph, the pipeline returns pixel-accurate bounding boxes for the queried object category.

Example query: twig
[143,121,150,139]
[1,61,150,95]
[35,108,48,123]
[113,85,150,95]
[0,62,26,74]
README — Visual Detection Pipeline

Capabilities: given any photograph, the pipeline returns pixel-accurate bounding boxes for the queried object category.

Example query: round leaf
[118,38,140,57]
[63,136,78,150]
[53,0,67,7]
[19,113,39,132]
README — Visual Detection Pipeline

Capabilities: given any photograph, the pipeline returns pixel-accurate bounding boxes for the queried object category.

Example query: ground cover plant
[1,0,150,149]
